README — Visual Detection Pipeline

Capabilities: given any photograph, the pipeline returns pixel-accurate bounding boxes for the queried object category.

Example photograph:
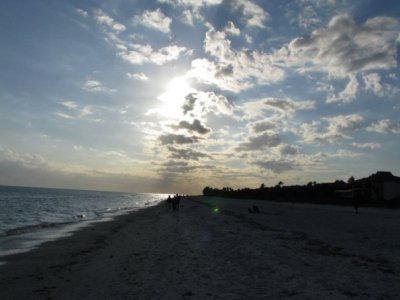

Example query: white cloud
[326,74,359,104]
[76,8,88,18]
[93,9,126,33]
[187,28,284,92]
[59,101,93,118]
[181,9,195,26]
[240,97,315,120]
[302,114,365,143]
[367,119,400,134]
[118,44,189,65]
[278,14,400,77]
[224,21,240,36]
[157,0,223,8]
[231,0,269,28]
[127,72,149,81]
[55,112,75,120]
[134,8,172,34]
[182,91,234,117]
[363,73,384,97]
[297,5,321,29]
[351,142,381,150]
[83,80,115,93]
[60,101,79,110]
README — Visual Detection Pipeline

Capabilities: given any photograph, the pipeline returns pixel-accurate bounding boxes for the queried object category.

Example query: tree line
[202,180,354,205]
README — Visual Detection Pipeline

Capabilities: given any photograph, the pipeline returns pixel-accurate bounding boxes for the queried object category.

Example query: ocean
[0,185,167,261]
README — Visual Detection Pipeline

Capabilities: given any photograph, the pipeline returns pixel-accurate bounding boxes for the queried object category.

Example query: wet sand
[1,196,399,299]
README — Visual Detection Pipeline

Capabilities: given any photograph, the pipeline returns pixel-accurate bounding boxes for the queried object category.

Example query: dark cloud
[153,159,197,175]
[237,132,281,151]
[171,119,211,134]
[167,146,211,160]
[279,144,299,156]
[253,160,294,173]
[250,120,277,133]
[182,93,197,115]
[159,133,200,145]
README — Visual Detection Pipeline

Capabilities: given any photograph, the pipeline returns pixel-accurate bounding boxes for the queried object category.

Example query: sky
[0,0,399,194]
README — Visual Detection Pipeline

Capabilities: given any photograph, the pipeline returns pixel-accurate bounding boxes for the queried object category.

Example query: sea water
[0,185,167,261]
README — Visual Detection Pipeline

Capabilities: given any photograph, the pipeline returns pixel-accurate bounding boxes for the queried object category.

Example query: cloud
[230,0,269,28]
[134,8,172,33]
[351,142,381,150]
[171,119,211,134]
[154,159,198,175]
[159,133,200,145]
[93,9,126,33]
[0,148,49,170]
[324,114,365,136]
[224,21,240,36]
[237,132,281,151]
[302,114,365,143]
[157,0,223,8]
[182,91,234,117]
[60,101,79,110]
[263,98,316,114]
[181,9,195,25]
[76,8,88,18]
[55,112,75,120]
[59,101,93,118]
[280,14,400,77]
[250,120,277,133]
[363,73,384,97]
[326,74,359,103]
[83,80,115,93]
[167,146,211,160]
[278,144,299,156]
[297,5,321,29]
[253,160,294,173]
[117,44,190,65]
[127,72,149,81]
[186,27,284,92]
[366,119,400,134]
[240,97,315,120]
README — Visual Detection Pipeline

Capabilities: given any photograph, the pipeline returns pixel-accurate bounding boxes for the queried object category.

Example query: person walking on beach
[172,194,181,211]
[166,195,172,210]
[176,194,181,210]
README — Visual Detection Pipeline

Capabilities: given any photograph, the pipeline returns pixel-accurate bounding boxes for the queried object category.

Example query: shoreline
[1,196,399,299]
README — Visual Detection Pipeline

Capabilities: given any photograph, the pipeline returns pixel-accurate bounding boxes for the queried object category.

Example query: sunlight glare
[157,76,193,119]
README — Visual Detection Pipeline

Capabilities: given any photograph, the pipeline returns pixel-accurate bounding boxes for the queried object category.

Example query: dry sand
[0,196,399,299]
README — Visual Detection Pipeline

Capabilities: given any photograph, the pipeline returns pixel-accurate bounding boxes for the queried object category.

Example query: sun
[156,76,193,119]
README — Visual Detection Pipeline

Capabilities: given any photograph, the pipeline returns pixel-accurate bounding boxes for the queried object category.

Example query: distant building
[357,171,400,201]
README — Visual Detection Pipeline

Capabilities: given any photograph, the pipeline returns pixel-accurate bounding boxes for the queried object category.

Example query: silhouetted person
[166,195,172,210]
[172,194,180,211]
[176,194,181,210]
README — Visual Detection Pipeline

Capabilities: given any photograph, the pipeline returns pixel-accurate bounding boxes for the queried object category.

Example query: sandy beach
[1,196,399,299]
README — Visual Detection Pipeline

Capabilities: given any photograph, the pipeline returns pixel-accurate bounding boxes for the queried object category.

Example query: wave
[4,221,76,237]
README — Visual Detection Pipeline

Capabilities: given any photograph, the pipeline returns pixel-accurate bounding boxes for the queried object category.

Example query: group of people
[166,194,181,211]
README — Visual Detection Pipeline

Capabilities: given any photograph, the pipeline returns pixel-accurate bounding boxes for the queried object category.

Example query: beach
[1,196,399,299]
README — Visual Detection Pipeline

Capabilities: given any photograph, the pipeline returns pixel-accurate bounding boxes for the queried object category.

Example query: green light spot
[213,207,220,213]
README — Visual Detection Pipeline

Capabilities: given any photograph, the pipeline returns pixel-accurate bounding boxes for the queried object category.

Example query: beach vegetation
[202,171,400,208]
